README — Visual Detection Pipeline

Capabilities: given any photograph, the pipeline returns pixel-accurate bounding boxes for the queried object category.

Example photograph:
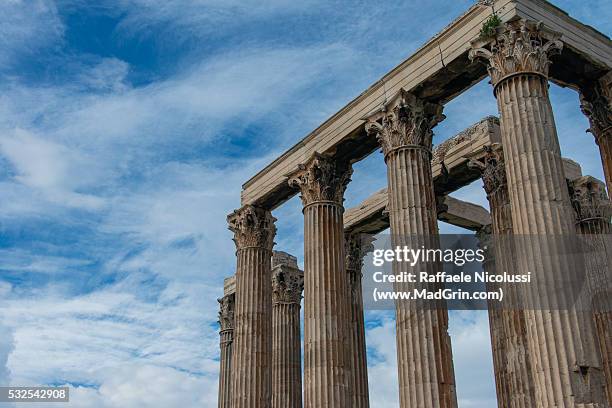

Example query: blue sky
[0,0,610,407]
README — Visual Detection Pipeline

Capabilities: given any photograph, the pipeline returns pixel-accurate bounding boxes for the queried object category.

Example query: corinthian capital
[218,294,235,331]
[227,205,276,250]
[345,232,375,299]
[345,232,375,273]
[467,144,507,197]
[364,89,444,157]
[287,152,352,207]
[569,176,611,223]
[469,19,563,88]
[271,252,303,304]
[580,80,612,143]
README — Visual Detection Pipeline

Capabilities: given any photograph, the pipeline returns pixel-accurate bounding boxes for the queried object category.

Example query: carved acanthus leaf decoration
[345,232,375,299]
[469,19,563,87]
[218,294,235,331]
[287,152,353,207]
[580,82,612,143]
[569,177,611,223]
[272,266,304,304]
[345,233,375,300]
[227,205,276,250]
[468,144,506,197]
[345,232,375,273]
[365,89,444,157]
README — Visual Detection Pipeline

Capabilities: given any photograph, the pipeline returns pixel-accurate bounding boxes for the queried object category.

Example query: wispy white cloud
[0,20,366,408]
[112,0,325,38]
[0,129,106,210]
[0,322,14,387]
[0,249,92,275]
[1,278,219,387]
[0,1,609,407]
[0,0,64,68]
[67,364,217,408]
[78,58,131,93]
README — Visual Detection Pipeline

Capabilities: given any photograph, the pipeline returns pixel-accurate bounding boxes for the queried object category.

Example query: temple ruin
[217,0,612,406]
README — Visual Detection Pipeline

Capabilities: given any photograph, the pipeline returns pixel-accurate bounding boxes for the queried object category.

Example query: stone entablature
[432,116,499,165]
[467,143,506,198]
[240,1,611,209]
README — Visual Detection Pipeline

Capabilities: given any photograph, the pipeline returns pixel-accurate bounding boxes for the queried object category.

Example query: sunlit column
[288,153,352,408]
[470,19,606,406]
[470,145,536,408]
[227,205,276,407]
[365,89,457,408]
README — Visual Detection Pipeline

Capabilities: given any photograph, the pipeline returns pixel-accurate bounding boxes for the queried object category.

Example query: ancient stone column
[287,153,352,408]
[470,19,607,406]
[469,145,536,408]
[475,225,511,405]
[580,75,612,196]
[271,251,304,408]
[365,89,457,408]
[345,232,373,408]
[569,176,612,404]
[218,293,235,408]
[227,205,276,407]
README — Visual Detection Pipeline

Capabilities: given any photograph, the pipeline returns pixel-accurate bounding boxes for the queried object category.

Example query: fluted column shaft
[272,253,304,408]
[272,303,302,408]
[495,66,605,408]
[288,153,352,408]
[470,146,535,408]
[570,177,612,405]
[345,233,372,408]
[227,206,276,408]
[477,228,511,407]
[471,19,606,407]
[365,89,457,408]
[218,294,235,408]
[388,147,457,408]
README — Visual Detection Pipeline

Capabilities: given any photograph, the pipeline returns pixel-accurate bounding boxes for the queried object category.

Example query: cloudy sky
[0,0,609,407]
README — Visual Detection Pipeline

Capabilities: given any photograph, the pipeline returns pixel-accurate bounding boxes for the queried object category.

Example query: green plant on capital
[480,14,502,38]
